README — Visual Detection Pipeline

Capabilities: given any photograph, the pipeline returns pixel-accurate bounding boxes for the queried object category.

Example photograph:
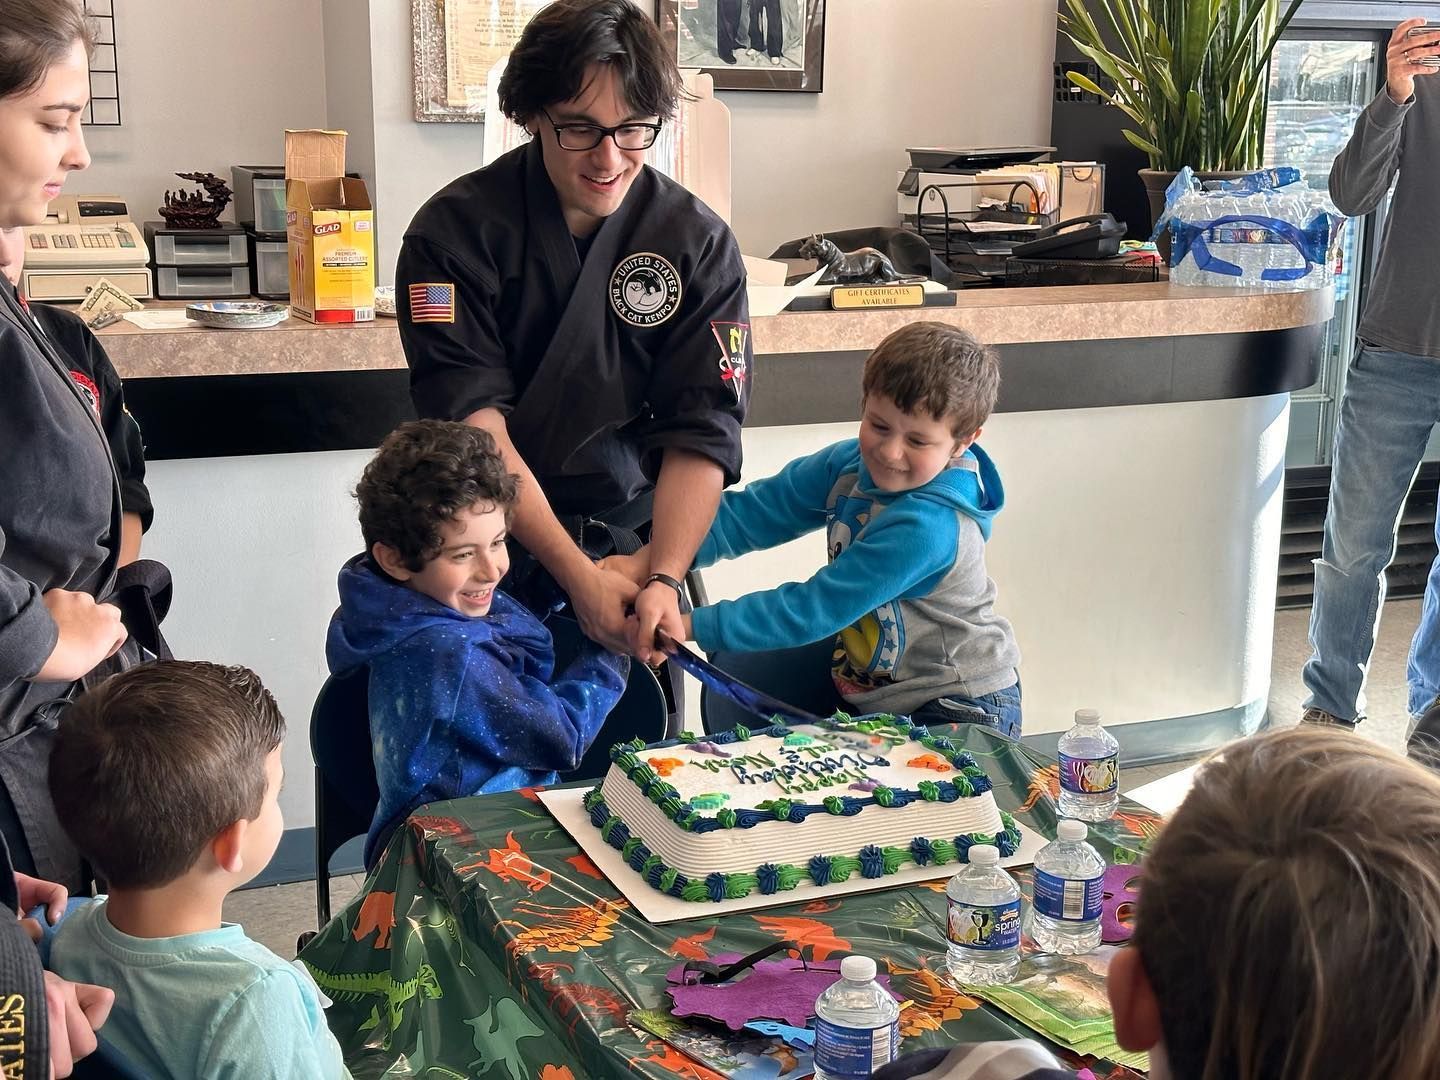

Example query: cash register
[20,195,152,301]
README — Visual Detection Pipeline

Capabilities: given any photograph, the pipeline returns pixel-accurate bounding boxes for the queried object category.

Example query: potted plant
[1059,0,1305,234]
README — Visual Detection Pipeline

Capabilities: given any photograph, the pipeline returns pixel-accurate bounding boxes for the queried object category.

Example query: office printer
[897,146,1056,219]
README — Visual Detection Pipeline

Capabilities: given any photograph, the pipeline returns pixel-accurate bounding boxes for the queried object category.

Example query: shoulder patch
[709,321,749,401]
[408,282,456,324]
[609,253,681,327]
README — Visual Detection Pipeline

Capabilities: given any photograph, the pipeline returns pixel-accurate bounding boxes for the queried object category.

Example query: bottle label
[1059,753,1118,795]
[946,897,1021,951]
[813,1018,899,1076]
[1033,869,1104,921]
[1206,225,1285,245]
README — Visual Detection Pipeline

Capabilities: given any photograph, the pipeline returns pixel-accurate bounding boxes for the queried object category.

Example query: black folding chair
[309,664,379,929]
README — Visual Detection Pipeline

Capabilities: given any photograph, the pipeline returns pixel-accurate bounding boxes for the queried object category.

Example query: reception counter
[93,284,1331,872]
[100,284,1327,454]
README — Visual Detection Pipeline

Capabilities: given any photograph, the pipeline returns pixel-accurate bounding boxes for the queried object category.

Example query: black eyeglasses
[539,108,663,151]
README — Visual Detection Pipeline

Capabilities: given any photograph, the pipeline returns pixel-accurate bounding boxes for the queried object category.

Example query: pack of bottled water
[1157,167,1345,292]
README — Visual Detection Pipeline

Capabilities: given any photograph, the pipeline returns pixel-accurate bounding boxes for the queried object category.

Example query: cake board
[539,786,1045,925]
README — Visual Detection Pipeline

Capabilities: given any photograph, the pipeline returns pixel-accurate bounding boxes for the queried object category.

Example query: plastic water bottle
[945,844,1021,985]
[813,955,900,1080]
[1057,708,1119,821]
[1030,819,1105,955]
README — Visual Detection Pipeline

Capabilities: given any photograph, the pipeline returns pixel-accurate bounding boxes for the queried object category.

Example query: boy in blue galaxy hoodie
[634,322,1021,735]
[328,421,627,865]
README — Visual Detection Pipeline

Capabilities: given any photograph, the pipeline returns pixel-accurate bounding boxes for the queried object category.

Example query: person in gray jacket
[1303,18,1440,731]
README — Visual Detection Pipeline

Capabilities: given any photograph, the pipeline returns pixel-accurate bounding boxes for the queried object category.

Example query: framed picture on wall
[412,0,558,122]
[659,0,825,93]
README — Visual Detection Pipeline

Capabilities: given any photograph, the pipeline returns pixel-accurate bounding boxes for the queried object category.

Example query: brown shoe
[1300,706,1357,730]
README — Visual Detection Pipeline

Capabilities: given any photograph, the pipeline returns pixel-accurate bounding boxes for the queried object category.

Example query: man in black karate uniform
[397,0,752,713]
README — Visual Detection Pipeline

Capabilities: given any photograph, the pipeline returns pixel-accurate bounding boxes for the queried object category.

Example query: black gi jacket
[0,281,124,886]
[397,139,752,520]
[29,303,152,529]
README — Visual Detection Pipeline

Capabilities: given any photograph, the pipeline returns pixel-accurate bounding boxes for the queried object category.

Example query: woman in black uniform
[0,1,130,889]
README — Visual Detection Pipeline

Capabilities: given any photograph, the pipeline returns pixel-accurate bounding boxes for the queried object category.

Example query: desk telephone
[20,196,153,301]
[1011,213,1126,260]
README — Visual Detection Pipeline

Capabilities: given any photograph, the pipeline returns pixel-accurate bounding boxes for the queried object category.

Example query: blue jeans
[1305,342,1440,721]
[911,681,1022,739]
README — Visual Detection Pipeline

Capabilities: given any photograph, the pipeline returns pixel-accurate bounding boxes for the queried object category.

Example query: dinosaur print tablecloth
[298,726,1161,1079]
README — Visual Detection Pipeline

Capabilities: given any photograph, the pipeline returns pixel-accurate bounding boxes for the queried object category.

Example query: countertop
[89,285,1336,380]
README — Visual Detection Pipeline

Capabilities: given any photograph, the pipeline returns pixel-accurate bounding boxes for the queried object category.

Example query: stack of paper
[977,165,1061,216]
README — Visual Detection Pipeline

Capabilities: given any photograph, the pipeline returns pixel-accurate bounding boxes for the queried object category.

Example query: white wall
[725,0,1059,257]
[322,0,377,193]
[79,0,327,224]
[361,0,487,282]
[339,0,1059,280]
[140,452,371,828]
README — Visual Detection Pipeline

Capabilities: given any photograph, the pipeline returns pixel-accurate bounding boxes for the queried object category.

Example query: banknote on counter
[76,277,143,327]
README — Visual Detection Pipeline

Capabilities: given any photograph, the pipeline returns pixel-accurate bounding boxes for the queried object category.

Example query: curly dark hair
[357,421,519,572]
[498,0,682,125]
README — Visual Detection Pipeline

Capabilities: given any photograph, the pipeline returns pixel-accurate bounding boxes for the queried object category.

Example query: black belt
[558,488,656,559]
[508,489,656,613]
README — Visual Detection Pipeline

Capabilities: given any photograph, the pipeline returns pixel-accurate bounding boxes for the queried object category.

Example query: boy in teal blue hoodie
[631,322,1021,735]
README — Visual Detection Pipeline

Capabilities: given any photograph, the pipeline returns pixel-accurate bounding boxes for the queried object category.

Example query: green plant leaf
[1121,128,1164,159]
[1064,0,1299,171]
[1065,70,1150,130]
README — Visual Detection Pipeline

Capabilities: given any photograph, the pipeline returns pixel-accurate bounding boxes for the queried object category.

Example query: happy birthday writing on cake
[687,739,891,795]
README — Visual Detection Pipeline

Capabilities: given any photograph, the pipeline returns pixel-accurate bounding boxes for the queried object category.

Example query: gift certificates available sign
[830,284,926,309]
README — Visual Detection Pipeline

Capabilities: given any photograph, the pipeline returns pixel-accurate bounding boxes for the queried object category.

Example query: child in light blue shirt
[46,661,350,1079]
[50,906,345,1078]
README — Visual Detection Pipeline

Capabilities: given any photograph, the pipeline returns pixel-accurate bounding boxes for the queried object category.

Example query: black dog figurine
[798,234,904,285]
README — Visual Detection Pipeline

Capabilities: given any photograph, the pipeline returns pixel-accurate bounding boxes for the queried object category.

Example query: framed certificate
[412,0,556,122]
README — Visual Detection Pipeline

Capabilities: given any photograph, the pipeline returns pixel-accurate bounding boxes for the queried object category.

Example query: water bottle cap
[1057,819,1088,842]
[968,844,1000,866]
[1074,708,1102,725]
[840,955,876,982]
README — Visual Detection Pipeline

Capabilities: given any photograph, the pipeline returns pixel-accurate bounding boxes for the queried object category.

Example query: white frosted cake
[582,714,1020,903]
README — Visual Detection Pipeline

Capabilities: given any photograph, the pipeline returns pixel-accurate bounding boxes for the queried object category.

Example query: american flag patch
[408,282,455,323]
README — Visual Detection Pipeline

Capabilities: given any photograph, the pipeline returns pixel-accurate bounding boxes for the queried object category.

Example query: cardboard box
[285,129,374,323]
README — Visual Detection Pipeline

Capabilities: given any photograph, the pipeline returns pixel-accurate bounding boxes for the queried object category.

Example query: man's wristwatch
[643,572,693,614]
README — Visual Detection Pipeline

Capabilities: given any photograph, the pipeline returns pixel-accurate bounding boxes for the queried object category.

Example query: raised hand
[1387,19,1440,105]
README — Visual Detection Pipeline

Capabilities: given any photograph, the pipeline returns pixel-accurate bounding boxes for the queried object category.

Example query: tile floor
[227,599,1426,959]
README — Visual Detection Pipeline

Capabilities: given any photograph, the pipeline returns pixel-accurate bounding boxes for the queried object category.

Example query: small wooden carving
[158,172,234,229]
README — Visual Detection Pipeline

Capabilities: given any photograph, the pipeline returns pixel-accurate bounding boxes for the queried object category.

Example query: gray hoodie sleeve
[0,526,58,684]
[1329,87,1412,216]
